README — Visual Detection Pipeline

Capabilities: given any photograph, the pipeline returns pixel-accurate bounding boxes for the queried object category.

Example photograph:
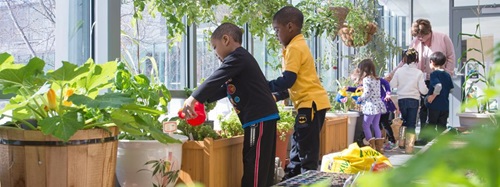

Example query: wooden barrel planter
[0,126,119,187]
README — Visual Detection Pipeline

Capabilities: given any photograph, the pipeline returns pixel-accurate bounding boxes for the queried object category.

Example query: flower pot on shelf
[0,126,119,187]
[116,134,188,187]
[177,136,244,187]
[319,116,348,159]
[456,112,495,129]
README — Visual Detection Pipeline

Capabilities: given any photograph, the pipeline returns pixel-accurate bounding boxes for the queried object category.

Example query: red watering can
[178,102,206,126]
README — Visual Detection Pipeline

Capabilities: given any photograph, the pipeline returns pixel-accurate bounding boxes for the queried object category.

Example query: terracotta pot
[275,130,293,168]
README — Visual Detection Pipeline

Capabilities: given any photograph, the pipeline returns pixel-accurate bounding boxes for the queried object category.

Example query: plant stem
[84,114,103,125]
[83,121,111,129]
[26,104,46,119]
[2,114,37,130]
[21,87,47,118]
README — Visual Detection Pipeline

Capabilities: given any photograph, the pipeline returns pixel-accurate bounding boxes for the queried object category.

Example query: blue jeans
[398,98,419,133]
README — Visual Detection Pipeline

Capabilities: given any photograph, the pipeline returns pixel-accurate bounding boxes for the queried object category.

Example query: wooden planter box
[178,136,243,187]
[0,126,118,187]
[320,116,348,159]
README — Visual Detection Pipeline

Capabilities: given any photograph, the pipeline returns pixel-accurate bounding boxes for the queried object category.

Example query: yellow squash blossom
[47,88,57,110]
[63,89,74,106]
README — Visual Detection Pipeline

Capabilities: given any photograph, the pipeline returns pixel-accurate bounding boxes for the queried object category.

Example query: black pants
[379,112,395,143]
[419,80,431,126]
[242,119,277,187]
[283,103,327,180]
[425,109,449,140]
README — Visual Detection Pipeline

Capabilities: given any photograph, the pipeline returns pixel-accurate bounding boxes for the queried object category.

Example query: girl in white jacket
[390,48,428,136]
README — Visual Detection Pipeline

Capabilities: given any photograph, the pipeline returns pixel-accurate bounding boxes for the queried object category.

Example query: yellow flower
[47,88,57,110]
[63,89,74,106]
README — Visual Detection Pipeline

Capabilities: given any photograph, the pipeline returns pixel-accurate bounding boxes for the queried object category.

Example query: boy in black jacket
[424,51,454,140]
[181,23,279,187]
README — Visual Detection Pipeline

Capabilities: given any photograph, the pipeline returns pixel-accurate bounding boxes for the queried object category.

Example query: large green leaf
[111,109,138,125]
[69,93,134,109]
[0,53,15,70]
[0,57,45,91]
[39,111,84,142]
[120,103,164,115]
[149,127,181,144]
[134,74,150,88]
[47,61,90,84]
[84,60,117,92]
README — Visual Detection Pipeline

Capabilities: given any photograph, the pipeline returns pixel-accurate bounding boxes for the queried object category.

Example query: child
[267,6,331,180]
[355,59,387,153]
[347,69,397,148]
[181,23,280,187]
[424,51,453,139]
[390,48,428,152]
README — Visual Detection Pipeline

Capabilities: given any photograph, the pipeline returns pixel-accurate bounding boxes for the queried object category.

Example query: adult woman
[387,19,455,144]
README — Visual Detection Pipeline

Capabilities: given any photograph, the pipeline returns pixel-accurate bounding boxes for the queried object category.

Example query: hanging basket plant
[338,22,377,47]
[329,6,350,34]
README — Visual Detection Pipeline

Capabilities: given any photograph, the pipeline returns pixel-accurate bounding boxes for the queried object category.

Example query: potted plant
[275,104,295,168]
[0,53,178,187]
[112,61,188,187]
[298,0,378,47]
[177,110,244,187]
[298,0,350,40]
[456,23,496,129]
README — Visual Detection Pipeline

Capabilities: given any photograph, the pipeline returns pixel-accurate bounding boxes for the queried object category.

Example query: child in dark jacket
[181,23,279,187]
[424,51,453,140]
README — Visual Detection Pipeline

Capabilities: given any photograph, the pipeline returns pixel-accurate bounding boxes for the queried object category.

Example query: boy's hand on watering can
[182,96,198,119]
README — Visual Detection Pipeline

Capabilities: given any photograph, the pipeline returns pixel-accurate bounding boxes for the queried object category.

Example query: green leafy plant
[298,0,377,47]
[298,0,351,39]
[458,24,495,113]
[218,110,244,139]
[113,60,178,143]
[277,104,295,141]
[176,119,220,141]
[139,159,180,187]
[132,0,287,49]
[0,53,179,143]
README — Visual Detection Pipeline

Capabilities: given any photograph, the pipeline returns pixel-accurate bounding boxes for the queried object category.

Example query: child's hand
[427,94,436,103]
[384,95,391,101]
[182,96,199,119]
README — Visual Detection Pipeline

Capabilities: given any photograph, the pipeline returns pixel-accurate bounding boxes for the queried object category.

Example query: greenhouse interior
[0,0,499,187]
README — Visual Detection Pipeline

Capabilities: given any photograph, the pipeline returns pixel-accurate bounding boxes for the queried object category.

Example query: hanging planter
[338,22,377,47]
[329,6,350,35]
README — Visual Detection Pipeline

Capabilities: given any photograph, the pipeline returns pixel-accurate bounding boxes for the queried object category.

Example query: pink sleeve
[443,35,456,76]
